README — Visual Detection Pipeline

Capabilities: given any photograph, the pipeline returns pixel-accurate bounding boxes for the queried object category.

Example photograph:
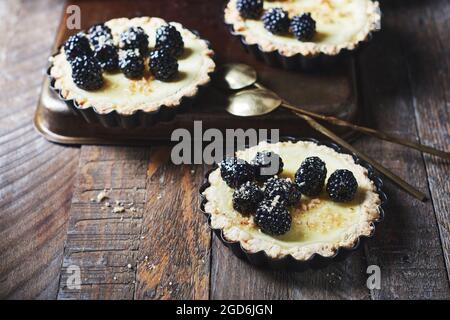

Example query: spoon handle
[280,101,450,160]
[292,112,428,202]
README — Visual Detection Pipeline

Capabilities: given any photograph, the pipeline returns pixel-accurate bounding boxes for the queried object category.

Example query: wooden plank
[399,0,450,281]
[0,0,78,299]
[355,0,450,299]
[59,147,211,299]
[58,146,149,299]
[210,240,371,300]
[134,150,211,300]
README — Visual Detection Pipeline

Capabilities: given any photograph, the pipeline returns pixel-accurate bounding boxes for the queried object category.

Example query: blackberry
[254,199,291,236]
[236,0,264,19]
[70,55,103,90]
[262,7,290,34]
[119,26,149,55]
[232,181,264,215]
[119,49,145,79]
[88,23,113,47]
[295,157,327,197]
[64,32,93,61]
[326,169,358,202]
[251,150,284,181]
[263,177,301,207]
[94,43,119,72]
[219,157,256,189]
[290,13,316,41]
[155,24,184,58]
[149,49,179,81]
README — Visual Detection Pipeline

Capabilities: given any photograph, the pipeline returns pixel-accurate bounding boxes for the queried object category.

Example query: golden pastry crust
[202,141,382,261]
[49,17,216,115]
[224,0,381,57]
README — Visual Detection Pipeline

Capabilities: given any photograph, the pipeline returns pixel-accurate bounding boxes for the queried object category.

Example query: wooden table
[0,0,449,299]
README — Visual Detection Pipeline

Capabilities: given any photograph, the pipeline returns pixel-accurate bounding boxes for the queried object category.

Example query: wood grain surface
[398,0,450,283]
[355,0,450,299]
[0,0,449,300]
[0,0,79,299]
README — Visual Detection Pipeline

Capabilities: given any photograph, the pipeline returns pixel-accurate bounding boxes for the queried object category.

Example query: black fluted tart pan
[225,22,376,71]
[199,137,387,271]
[47,28,215,129]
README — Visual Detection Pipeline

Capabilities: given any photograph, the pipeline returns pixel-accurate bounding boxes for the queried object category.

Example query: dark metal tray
[34,0,362,145]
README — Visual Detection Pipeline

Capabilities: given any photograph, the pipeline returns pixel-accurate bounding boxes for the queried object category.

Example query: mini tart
[49,17,215,117]
[225,0,381,67]
[201,140,382,262]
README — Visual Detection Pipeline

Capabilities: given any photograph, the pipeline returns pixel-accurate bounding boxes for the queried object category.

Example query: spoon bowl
[226,88,282,117]
[215,63,257,90]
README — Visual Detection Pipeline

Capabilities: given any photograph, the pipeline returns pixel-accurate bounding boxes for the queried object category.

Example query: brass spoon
[218,63,450,161]
[228,88,428,202]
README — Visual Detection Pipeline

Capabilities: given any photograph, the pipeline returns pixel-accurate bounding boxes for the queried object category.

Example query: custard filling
[225,0,381,56]
[245,0,373,45]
